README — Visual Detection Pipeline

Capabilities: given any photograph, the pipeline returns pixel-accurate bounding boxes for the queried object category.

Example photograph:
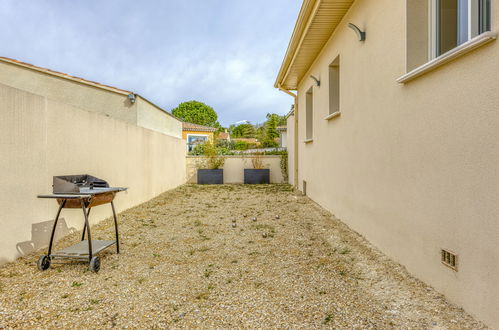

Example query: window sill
[303,139,314,144]
[397,31,496,84]
[324,111,341,121]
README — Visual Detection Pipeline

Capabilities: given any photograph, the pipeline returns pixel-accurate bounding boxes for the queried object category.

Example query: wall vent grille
[441,249,458,271]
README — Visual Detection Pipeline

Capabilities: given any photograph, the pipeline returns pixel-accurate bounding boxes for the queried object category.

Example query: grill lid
[53,175,109,194]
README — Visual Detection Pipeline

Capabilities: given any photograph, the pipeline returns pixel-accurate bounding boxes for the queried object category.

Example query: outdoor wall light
[127,93,136,104]
[348,23,366,41]
[310,75,320,87]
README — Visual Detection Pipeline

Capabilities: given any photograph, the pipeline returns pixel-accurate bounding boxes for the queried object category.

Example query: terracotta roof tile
[182,122,216,132]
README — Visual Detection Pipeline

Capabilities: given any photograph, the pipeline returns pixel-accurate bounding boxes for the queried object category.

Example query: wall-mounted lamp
[310,75,320,87]
[128,93,136,104]
[348,23,366,41]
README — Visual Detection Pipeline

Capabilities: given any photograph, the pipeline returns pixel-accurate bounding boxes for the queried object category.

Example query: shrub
[189,143,206,155]
[215,139,235,150]
[217,147,234,155]
[203,141,225,169]
[262,139,279,148]
[234,141,249,150]
[262,149,286,155]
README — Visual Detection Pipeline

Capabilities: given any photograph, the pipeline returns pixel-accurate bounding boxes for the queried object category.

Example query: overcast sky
[0,1,301,126]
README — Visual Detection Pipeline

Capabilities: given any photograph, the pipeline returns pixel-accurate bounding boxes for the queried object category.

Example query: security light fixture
[310,75,320,87]
[348,23,366,41]
[127,93,136,104]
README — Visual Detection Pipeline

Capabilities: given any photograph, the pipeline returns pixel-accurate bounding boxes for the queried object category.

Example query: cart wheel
[89,256,100,273]
[37,255,51,271]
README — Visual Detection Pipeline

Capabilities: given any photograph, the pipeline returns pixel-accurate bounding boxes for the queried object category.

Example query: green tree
[264,113,280,141]
[255,125,266,142]
[231,123,256,138]
[213,121,226,133]
[171,101,218,127]
[278,114,287,126]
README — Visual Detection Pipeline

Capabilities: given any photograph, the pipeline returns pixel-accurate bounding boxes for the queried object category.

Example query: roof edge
[274,0,317,90]
[274,0,353,91]
[182,122,217,132]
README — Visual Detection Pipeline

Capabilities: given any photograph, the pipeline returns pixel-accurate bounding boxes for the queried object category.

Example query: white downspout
[278,84,299,189]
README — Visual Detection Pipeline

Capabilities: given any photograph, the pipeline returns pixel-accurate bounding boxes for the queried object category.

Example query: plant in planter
[197,141,225,184]
[244,153,270,184]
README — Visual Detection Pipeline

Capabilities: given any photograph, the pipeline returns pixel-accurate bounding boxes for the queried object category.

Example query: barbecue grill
[37,175,127,272]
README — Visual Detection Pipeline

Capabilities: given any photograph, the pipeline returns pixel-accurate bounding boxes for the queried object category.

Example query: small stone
[252,217,257,222]
[232,223,237,228]
[275,215,280,219]
[262,233,268,238]
[232,219,237,223]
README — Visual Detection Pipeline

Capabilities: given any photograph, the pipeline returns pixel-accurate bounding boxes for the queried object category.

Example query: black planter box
[244,169,270,184]
[197,169,223,184]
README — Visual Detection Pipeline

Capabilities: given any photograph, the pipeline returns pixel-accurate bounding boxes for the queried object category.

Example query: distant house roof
[182,122,217,132]
[232,138,258,144]
[218,131,230,140]
[277,126,287,132]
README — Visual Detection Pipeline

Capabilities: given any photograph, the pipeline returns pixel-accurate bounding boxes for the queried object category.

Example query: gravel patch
[0,184,486,328]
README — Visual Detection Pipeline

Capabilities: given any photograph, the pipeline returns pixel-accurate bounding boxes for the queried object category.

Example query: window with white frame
[187,134,208,152]
[405,0,491,72]
[430,0,491,58]
[305,87,313,141]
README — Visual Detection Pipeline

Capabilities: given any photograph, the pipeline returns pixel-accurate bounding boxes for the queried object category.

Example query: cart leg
[47,200,66,256]
[111,201,120,254]
[81,199,93,261]
[81,208,91,241]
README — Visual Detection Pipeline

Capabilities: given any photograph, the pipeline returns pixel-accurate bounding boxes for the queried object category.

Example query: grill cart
[37,175,127,273]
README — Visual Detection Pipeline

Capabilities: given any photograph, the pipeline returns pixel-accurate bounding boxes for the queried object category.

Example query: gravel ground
[0,184,486,329]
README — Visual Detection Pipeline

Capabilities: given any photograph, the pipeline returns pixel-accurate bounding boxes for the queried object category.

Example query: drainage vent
[302,180,307,195]
[441,249,458,271]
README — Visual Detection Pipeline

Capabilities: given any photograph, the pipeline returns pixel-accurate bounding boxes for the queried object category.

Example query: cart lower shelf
[36,193,122,273]
[51,240,116,259]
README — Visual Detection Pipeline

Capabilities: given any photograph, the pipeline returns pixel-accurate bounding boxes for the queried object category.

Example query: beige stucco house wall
[276,0,499,327]
[0,59,185,264]
[0,57,181,138]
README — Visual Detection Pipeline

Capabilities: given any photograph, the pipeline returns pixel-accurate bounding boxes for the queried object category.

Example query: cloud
[0,0,301,126]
